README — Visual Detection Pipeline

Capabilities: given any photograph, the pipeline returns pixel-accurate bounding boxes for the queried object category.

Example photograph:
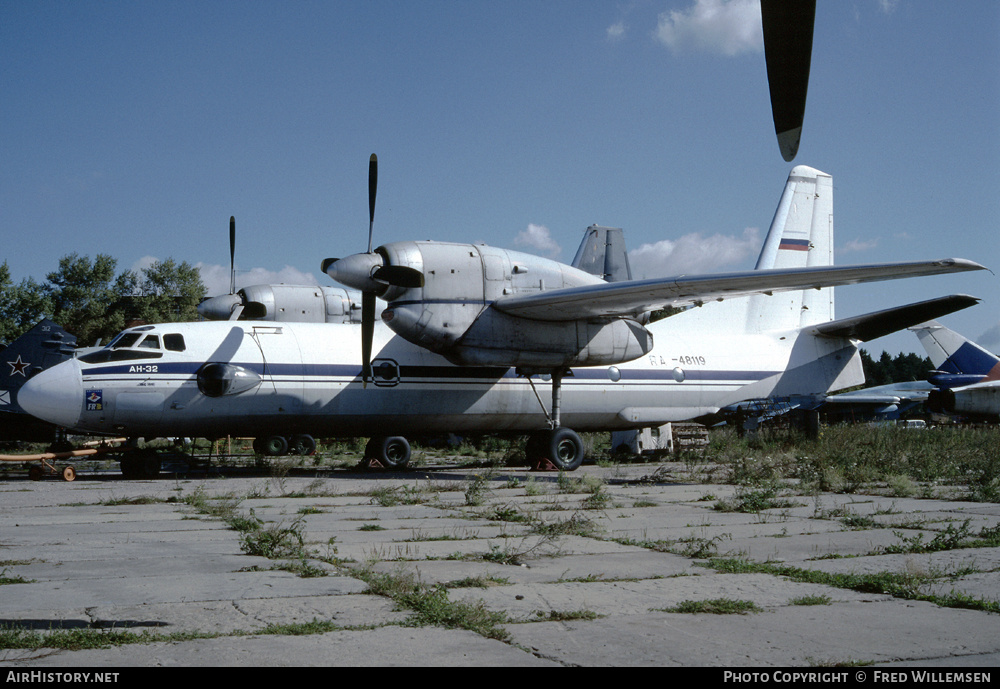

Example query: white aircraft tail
[747,165,834,332]
[673,165,835,335]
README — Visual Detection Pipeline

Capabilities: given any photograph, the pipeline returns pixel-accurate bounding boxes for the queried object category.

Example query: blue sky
[3,0,998,356]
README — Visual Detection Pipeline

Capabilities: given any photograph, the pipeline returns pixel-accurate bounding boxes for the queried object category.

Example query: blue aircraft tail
[913,321,1000,387]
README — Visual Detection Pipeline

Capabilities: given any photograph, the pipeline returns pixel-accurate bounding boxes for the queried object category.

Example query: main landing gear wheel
[253,435,316,456]
[289,434,317,456]
[253,435,289,456]
[526,427,585,471]
[364,436,411,469]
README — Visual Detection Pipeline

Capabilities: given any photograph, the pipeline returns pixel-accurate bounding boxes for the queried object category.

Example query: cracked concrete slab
[1,463,998,667]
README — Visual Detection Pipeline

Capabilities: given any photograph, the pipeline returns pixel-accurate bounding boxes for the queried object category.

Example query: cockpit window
[164,334,185,352]
[110,333,142,349]
[138,335,160,349]
[78,348,163,364]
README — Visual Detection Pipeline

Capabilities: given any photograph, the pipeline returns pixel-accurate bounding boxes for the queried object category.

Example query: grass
[713,482,802,513]
[0,625,211,651]
[704,558,1000,614]
[698,424,999,501]
[659,598,761,615]
[0,568,32,585]
[878,520,1000,555]
[357,568,511,640]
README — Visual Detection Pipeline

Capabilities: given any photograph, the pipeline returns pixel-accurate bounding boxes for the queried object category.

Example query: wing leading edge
[492,259,986,322]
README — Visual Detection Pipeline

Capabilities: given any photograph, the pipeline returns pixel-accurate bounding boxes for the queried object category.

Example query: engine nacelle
[949,384,1000,417]
[196,363,262,397]
[200,284,366,324]
[376,241,653,367]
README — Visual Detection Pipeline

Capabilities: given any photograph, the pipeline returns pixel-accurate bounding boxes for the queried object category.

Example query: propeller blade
[228,302,245,321]
[367,153,377,253]
[229,216,237,294]
[361,291,375,388]
[373,265,424,289]
[761,0,816,162]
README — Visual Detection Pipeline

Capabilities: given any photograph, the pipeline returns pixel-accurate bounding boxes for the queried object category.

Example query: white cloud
[514,223,561,258]
[655,0,763,56]
[606,21,627,42]
[195,262,319,297]
[130,255,160,273]
[877,0,901,15]
[839,237,879,255]
[628,226,760,278]
[975,322,1000,353]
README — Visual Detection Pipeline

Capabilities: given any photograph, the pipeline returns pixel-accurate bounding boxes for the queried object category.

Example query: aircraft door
[250,326,303,416]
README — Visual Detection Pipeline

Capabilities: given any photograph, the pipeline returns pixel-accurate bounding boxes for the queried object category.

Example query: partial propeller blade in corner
[368,153,377,253]
[761,0,816,162]
[229,216,237,294]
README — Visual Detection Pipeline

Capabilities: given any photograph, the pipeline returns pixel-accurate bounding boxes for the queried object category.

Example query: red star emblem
[7,355,30,377]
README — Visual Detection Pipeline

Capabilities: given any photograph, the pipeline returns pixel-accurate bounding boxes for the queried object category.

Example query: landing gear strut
[521,367,585,471]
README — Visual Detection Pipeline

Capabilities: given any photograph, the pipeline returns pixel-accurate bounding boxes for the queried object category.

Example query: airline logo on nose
[86,390,103,411]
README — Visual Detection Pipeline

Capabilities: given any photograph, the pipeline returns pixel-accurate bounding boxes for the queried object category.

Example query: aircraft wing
[492,258,986,322]
[809,294,980,342]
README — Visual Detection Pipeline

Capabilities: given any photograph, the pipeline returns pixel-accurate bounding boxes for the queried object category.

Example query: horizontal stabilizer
[494,259,986,322]
[810,295,980,342]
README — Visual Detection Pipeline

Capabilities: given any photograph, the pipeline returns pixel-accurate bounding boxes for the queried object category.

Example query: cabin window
[164,334,185,352]
[138,335,160,349]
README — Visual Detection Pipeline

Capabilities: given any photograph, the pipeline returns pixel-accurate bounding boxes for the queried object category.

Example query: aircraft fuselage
[19,315,862,441]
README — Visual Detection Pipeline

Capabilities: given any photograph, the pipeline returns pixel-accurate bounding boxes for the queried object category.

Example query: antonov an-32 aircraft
[19,165,985,476]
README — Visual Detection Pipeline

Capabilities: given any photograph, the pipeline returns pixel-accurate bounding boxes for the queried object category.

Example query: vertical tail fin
[571,225,633,283]
[745,165,834,332]
[913,322,1000,380]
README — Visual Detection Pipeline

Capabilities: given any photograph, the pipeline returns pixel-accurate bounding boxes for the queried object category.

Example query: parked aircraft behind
[1,320,78,443]
[18,166,985,477]
[919,322,1000,420]
[822,317,995,420]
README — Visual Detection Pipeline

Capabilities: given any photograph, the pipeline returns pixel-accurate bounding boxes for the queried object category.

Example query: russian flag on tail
[779,237,810,251]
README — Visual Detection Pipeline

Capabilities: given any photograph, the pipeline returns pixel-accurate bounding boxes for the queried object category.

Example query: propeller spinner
[322,154,423,387]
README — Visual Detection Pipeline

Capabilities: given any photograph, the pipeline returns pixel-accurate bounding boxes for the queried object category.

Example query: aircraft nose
[18,359,84,429]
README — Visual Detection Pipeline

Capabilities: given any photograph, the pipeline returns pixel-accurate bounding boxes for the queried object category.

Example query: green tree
[44,253,134,345]
[2,255,208,347]
[860,348,933,388]
[0,261,54,344]
[130,258,206,324]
